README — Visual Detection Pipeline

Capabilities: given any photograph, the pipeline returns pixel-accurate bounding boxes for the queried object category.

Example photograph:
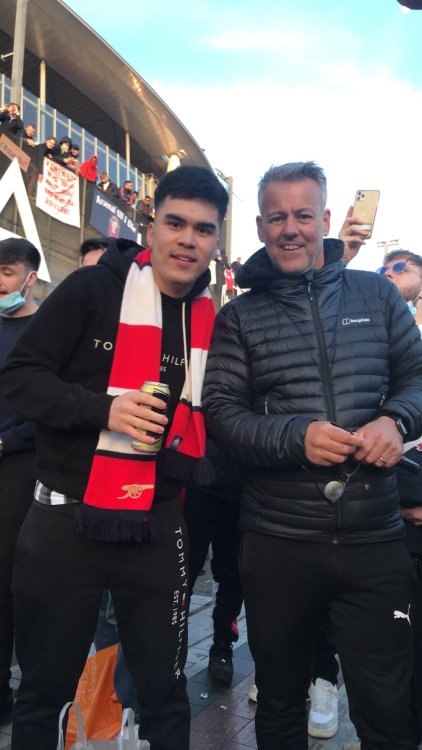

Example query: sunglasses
[302,460,361,503]
[377,261,417,276]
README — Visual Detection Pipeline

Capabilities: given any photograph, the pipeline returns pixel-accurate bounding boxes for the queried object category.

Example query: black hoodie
[0,239,211,501]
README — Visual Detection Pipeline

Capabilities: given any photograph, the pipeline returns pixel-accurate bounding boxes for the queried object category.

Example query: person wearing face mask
[0,238,40,727]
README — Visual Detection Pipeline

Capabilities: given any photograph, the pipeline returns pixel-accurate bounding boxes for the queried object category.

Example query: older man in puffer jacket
[203,161,422,750]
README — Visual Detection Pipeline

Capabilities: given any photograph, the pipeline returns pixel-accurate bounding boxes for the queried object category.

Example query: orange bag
[65,644,122,749]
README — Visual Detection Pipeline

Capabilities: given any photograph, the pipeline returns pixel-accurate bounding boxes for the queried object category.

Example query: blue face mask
[407,300,417,316]
[0,274,31,315]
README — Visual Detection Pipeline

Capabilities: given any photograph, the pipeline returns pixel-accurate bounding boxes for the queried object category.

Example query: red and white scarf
[76,248,215,542]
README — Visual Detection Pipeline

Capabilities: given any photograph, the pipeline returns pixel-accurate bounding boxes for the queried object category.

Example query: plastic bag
[58,702,149,749]
[64,644,122,749]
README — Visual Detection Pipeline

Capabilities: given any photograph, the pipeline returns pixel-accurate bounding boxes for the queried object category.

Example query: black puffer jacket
[203,240,422,544]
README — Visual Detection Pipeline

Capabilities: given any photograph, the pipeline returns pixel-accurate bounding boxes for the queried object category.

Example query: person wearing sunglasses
[377,252,422,328]
[343,249,422,750]
[203,161,422,750]
[381,249,422,747]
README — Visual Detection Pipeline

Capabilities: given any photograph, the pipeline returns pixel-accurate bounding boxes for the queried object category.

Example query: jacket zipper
[307,281,337,421]
[307,280,340,540]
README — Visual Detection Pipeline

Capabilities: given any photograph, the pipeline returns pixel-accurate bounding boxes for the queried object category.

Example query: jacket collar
[236,238,345,291]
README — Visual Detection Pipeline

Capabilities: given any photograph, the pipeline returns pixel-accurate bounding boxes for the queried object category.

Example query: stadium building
[0,0,228,295]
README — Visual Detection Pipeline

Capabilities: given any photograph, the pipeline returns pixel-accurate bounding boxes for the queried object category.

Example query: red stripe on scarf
[84,455,156,511]
[135,248,152,267]
[166,403,205,458]
[190,297,215,348]
[108,324,161,388]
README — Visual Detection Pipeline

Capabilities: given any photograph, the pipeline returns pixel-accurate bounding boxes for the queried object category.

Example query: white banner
[0,158,50,282]
[36,158,80,227]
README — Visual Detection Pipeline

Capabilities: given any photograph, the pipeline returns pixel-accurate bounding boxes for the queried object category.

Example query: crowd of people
[209,251,243,309]
[97,174,155,225]
[1,161,422,750]
[1,102,154,234]
[0,105,91,180]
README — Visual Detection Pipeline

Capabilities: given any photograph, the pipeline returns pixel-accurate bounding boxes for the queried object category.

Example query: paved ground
[0,563,360,750]
[186,584,359,750]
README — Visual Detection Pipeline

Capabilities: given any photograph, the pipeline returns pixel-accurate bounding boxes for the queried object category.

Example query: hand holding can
[131,382,170,454]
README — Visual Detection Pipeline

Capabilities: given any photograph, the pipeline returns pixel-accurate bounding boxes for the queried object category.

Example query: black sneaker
[0,687,14,727]
[208,643,234,684]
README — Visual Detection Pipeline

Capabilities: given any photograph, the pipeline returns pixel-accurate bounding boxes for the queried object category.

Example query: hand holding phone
[352,190,380,239]
[339,206,372,265]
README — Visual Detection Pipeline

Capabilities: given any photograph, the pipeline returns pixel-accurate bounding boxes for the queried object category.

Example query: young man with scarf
[0,165,228,750]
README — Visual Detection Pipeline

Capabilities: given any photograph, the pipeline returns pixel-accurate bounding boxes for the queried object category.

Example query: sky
[65,0,422,270]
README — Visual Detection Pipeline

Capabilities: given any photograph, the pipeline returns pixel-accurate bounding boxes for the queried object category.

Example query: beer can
[131,381,170,455]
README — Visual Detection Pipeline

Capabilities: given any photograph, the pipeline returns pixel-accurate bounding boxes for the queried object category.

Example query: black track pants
[11,497,190,750]
[240,533,417,750]
[0,452,35,701]
[184,488,243,644]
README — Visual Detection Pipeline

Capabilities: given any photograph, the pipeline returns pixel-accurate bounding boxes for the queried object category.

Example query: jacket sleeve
[0,271,114,431]
[0,420,35,454]
[202,301,314,468]
[378,280,422,439]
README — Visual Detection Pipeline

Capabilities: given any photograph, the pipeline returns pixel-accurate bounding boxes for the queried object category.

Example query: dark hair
[80,237,109,258]
[154,166,228,225]
[71,144,80,151]
[258,161,327,211]
[0,238,41,271]
[383,249,422,269]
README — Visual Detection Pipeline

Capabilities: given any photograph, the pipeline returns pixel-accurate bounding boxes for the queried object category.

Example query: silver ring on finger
[378,456,387,464]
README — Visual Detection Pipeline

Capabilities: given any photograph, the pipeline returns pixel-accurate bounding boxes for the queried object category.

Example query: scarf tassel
[75,504,158,543]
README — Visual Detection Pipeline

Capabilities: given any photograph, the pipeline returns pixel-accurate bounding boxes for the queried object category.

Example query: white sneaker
[248,684,258,702]
[308,677,338,738]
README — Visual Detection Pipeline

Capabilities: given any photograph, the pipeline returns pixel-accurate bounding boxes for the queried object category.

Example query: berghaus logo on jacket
[341,316,371,326]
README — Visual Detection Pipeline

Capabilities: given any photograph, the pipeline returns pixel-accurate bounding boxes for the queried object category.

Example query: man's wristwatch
[394,417,408,440]
[380,414,408,440]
